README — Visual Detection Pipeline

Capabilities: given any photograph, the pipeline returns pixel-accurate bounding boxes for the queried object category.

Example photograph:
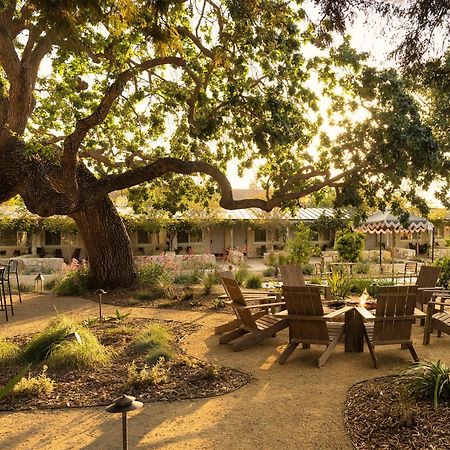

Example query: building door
[233,225,247,253]
[210,226,225,256]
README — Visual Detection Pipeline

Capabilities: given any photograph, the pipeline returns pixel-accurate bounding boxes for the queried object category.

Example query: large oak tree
[0,1,443,288]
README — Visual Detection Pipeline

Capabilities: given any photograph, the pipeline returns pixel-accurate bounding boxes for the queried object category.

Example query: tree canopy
[0,0,448,287]
[0,0,443,215]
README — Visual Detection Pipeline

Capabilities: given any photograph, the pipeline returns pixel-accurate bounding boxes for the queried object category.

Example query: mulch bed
[344,376,450,449]
[0,318,251,411]
[91,288,235,315]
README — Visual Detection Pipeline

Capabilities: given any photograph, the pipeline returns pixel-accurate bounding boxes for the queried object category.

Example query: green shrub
[127,359,169,387]
[350,279,395,297]
[234,264,249,286]
[146,346,173,365]
[21,316,76,364]
[0,365,32,400]
[285,222,315,265]
[135,290,159,301]
[156,270,175,298]
[11,366,54,398]
[18,283,33,293]
[0,339,20,367]
[265,251,277,267]
[204,364,221,379]
[401,360,450,410]
[334,229,365,262]
[104,324,134,336]
[51,267,90,296]
[105,309,131,323]
[435,256,450,289]
[211,297,226,308]
[47,326,114,370]
[138,263,165,286]
[198,271,219,295]
[350,279,376,295]
[131,325,173,363]
[302,263,315,275]
[277,251,290,266]
[353,261,370,274]
[327,270,353,300]
[245,274,263,289]
[263,266,276,277]
[173,272,198,285]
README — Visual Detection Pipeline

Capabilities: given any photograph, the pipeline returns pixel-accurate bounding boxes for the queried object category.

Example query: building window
[45,230,61,246]
[436,224,444,239]
[273,228,282,242]
[310,229,319,241]
[254,227,267,243]
[189,228,202,243]
[177,229,202,244]
[137,229,149,244]
[0,230,17,246]
[177,230,189,244]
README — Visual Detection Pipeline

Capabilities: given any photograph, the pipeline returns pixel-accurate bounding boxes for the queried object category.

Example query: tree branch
[177,26,214,58]
[62,56,200,202]
[0,23,20,81]
[93,157,357,211]
[275,166,330,196]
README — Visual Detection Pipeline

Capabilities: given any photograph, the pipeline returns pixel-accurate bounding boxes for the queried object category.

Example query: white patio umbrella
[355,210,434,279]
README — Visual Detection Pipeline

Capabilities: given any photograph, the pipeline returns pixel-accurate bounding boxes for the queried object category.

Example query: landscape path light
[34,273,44,294]
[105,394,143,450]
[94,289,107,321]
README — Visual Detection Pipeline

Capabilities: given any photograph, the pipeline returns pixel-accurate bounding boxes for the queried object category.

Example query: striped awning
[355,210,434,234]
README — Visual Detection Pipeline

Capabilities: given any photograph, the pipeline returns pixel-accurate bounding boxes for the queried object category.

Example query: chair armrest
[241,296,278,302]
[240,301,285,310]
[413,308,427,318]
[241,290,273,296]
[427,300,450,306]
[323,305,353,319]
[418,287,444,291]
[432,289,450,296]
[355,306,375,320]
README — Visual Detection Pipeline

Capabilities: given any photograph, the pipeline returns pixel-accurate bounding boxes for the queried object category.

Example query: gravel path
[1,293,449,449]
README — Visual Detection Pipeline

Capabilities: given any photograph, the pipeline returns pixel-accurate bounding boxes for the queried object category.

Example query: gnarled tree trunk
[71,196,136,289]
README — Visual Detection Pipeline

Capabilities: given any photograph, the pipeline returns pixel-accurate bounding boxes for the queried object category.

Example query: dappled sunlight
[257,352,279,371]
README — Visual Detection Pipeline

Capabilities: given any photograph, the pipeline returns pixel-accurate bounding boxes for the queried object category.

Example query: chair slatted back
[415,266,441,307]
[280,265,305,287]
[282,285,329,343]
[416,266,441,288]
[219,271,244,302]
[404,261,417,274]
[373,285,417,343]
[8,259,19,273]
[219,272,258,330]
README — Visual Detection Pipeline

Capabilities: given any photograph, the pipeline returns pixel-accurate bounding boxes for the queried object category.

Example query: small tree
[434,257,450,289]
[286,223,316,265]
[334,229,365,263]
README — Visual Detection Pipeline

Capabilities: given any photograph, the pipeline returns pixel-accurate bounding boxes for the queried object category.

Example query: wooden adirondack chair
[279,264,305,286]
[415,266,442,311]
[279,285,350,367]
[215,271,278,335]
[423,291,450,344]
[403,261,418,284]
[356,285,426,368]
[218,275,288,351]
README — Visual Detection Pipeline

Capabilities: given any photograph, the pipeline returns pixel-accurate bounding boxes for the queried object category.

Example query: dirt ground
[1,294,450,450]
